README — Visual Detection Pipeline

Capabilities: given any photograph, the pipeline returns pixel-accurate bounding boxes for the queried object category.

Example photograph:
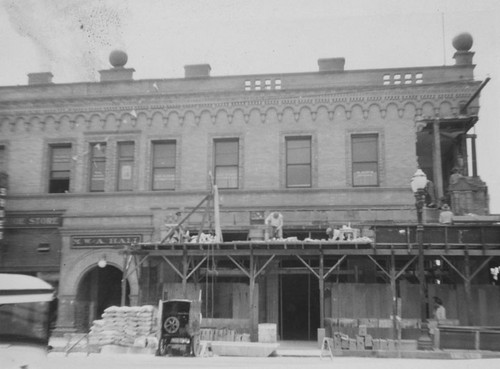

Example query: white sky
[1,0,499,212]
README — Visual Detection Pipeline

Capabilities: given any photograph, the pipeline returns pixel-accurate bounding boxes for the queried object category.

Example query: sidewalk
[50,336,500,360]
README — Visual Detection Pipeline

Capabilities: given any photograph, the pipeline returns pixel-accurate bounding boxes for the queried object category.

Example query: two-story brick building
[1,33,499,343]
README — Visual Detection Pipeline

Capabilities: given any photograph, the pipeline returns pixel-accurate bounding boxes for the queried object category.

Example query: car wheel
[191,335,200,356]
[157,338,168,356]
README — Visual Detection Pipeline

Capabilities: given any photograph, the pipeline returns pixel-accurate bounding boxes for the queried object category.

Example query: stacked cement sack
[89,305,158,348]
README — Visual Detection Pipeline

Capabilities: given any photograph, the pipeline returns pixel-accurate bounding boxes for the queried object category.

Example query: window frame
[89,142,107,192]
[151,140,177,191]
[116,141,135,191]
[285,136,312,188]
[48,144,72,193]
[351,133,379,187]
[213,138,239,189]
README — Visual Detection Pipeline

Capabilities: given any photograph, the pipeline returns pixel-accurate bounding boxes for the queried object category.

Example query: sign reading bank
[71,235,142,248]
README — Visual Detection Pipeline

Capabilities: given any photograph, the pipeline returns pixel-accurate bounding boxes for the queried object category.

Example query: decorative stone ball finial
[109,49,128,68]
[452,32,473,52]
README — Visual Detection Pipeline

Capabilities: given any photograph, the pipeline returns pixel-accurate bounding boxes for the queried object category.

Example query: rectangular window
[89,143,106,192]
[152,141,176,190]
[286,137,311,187]
[49,145,71,193]
[352,134,379,186]
[117,142,134,191]
[214,139,239,189]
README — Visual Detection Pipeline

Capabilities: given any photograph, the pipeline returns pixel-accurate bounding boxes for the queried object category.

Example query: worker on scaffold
[162,211,188,243]
[265,211,284,240]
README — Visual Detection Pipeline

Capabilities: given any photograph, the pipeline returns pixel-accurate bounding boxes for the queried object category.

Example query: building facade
[1,34,498,340]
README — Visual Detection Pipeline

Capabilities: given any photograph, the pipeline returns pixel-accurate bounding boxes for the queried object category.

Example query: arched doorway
[75,265,130,331]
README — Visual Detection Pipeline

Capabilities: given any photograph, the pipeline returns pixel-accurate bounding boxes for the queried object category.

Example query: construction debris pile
[304,236,374,243]
[189,232,218,243]
[88,305,158,348]
[188,234,374,244]
[199,328,250,342]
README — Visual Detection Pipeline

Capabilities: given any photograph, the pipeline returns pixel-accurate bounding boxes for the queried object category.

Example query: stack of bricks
[333,324,398,351]
[199,328,250,342]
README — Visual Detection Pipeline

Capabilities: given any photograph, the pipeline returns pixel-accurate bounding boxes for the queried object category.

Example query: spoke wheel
[163,316,180,334]
[157,338,168,356]
[191,335,200,357]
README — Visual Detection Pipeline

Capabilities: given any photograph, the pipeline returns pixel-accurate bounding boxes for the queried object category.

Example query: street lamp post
[411,169,433,350]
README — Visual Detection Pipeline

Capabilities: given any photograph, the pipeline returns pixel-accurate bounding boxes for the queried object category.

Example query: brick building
[1,33,499,342]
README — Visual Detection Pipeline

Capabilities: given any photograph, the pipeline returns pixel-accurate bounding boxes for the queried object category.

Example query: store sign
[71,235,142,248]
[5,214,62,228]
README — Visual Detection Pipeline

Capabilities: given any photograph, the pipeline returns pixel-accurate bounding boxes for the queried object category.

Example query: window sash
[352,135,377,162]
[286,164,311,187]
[153,142,176,167]
[118,142,134,157]
[352,135,379,187]
[286,139,311,164]
[50,147,71,177]
[152,142,176,190]
[215,141,238,166]
[117,142,134,191]
[153,168,176,190]
[215,166,238,189]
[90,143,106,192]
[214,140,239,189]
[49,145,71,193]
[352,162,378,186]
[286,137,311,187]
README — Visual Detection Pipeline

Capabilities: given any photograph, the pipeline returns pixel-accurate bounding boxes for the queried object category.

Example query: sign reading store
[71,235,142,248]
[6,213,63,228]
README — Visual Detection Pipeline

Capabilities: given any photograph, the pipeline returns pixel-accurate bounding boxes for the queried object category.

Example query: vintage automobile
[0,273,55,369]
[156,299,201,356]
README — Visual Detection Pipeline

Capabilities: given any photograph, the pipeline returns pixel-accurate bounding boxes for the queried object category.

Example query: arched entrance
[75,265,130,331]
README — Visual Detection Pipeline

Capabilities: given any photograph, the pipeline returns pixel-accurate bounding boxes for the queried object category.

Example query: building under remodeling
[0,32,499,345]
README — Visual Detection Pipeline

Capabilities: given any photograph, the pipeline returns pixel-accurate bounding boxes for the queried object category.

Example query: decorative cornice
[0,83,481,132]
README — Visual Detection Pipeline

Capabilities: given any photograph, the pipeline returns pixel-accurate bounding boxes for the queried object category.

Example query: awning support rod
[460,77,491,114]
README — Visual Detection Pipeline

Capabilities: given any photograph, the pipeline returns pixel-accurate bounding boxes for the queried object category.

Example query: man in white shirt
[265,211,283,239]
[439,204,454,224]
[433,296,446,320]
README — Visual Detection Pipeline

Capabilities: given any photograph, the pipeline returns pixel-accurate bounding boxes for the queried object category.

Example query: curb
[283,349,500,360]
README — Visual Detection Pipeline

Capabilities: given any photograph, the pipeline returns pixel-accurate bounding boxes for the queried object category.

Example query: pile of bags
[89,305,158,348]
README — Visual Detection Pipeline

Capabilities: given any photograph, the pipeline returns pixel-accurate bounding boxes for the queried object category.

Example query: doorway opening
[279,273,319,340]
[75,265,129,331]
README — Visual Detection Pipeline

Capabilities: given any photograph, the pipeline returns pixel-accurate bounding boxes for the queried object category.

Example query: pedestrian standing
[433,296,446,320]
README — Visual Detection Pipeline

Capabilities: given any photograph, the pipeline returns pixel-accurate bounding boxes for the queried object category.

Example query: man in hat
[439,204,454,224]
